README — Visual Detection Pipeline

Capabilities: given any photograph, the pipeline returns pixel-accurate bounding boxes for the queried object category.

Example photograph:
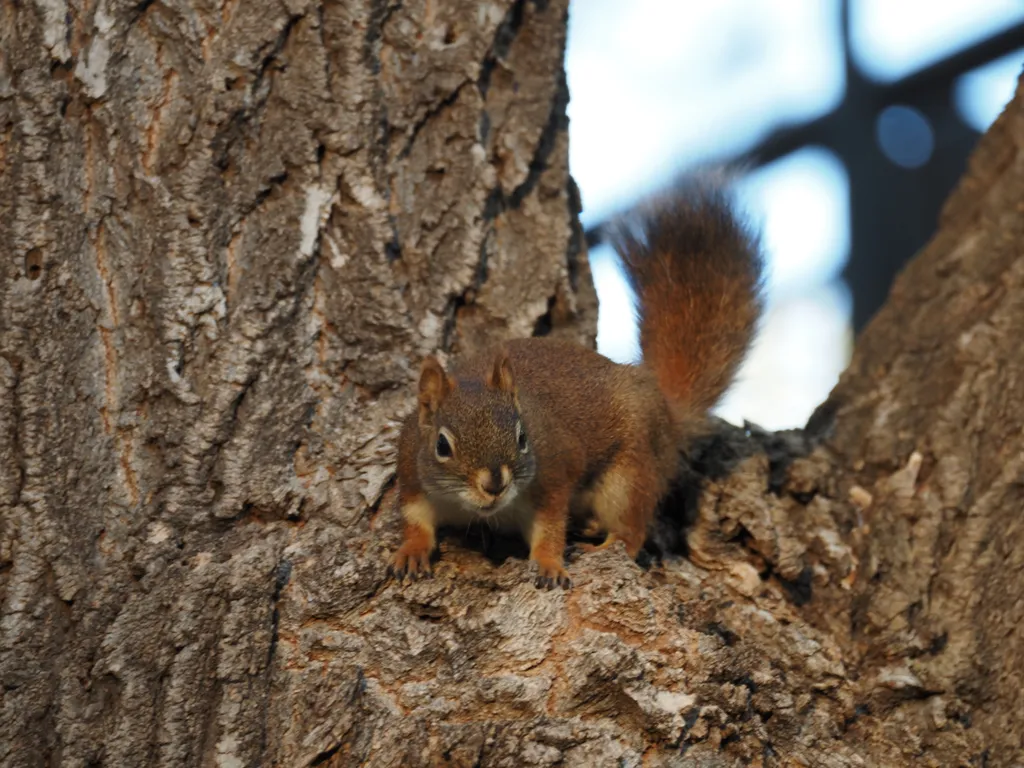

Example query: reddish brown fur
[391,512,434,577]
[389,183,763,588]
[502,338,676,566]
[612,182,764,429]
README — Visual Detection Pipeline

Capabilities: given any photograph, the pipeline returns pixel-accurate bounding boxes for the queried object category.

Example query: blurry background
[565,0,1024,430]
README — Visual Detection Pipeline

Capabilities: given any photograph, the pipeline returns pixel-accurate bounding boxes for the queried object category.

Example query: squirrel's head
[415,349,535,515]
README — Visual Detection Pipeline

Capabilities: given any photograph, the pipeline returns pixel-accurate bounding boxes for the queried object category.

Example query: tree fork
[2,1,1023,766]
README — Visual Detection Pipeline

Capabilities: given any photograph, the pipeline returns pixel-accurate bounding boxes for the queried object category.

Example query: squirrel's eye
[516,421,528,453]
[435,432,453,461]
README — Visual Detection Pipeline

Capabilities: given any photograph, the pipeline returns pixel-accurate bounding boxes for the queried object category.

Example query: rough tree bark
[1,0,1022,765]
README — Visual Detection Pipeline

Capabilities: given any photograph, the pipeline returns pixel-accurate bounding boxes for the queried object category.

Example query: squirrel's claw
[535,574,571,590]
[533,561,572,590]
[389,546,433,583]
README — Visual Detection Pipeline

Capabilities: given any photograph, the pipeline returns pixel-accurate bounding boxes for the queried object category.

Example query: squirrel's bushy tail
[609,178,764,430]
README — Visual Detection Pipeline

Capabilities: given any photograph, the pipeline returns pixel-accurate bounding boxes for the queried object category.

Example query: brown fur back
[609,180,764,429]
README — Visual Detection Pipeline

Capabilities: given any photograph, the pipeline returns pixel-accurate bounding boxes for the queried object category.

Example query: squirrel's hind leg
[580,457,663,560]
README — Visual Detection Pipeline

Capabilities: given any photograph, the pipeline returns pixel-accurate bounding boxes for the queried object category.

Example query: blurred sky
[565,0,1024,430]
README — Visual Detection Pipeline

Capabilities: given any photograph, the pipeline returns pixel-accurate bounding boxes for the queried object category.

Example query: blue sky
[565,0,1024,428]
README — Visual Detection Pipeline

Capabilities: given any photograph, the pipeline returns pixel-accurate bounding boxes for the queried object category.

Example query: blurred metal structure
[584,2,1024,333]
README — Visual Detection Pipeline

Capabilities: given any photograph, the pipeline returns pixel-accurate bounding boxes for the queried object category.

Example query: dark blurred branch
[583,16,1024,331]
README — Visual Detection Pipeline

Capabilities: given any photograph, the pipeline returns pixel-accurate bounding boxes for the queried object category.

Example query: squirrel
[389,180,764,589]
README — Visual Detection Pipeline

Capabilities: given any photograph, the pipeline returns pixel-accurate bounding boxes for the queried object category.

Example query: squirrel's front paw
[532,557,572,590]
[389,543,433,582]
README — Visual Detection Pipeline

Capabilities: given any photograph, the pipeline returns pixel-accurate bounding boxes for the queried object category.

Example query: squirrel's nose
[480,465,510,496]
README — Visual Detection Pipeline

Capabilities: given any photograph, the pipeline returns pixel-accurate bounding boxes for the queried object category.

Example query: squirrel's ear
[418,356,450,423]
[486,349,516,395]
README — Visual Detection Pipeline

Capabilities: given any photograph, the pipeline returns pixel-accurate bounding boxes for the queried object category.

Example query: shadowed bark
[1,0,1022,765]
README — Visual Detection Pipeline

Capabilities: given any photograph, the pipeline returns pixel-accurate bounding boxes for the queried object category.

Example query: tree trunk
[1,0,1021,765]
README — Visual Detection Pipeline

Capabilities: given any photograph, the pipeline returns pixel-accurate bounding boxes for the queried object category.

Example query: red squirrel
[389,181,764,588]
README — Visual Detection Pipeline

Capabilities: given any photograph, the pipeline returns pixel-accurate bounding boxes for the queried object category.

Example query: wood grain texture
[0,0,591,764]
